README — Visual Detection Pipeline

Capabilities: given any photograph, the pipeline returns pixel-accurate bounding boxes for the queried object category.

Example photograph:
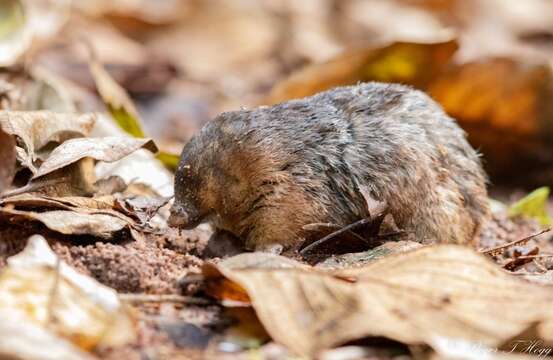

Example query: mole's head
[168,136,211,229]
[168,113,252,229]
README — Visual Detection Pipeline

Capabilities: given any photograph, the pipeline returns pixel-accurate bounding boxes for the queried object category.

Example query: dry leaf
[204,245,553,357]
[426,58,553,181]
[0,234,135,350]
[88,55,179,169]
[90,114,174,197]
[0,314,94,360]
[33,136,157,179]
[0,127,16,192]
[0,111,95,172]
[0,0,30,66]
[267,40,458,104]
[0,192,141,237]
[1,192,117,211]
[0,0,68,67]
[0,208,130,238]
[89,56,146,138]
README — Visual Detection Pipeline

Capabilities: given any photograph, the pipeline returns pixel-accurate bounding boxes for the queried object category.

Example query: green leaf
[156,151,180,171]
[508,187,552,225]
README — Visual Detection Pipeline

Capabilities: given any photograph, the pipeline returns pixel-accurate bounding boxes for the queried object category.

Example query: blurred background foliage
[3,0,553,187]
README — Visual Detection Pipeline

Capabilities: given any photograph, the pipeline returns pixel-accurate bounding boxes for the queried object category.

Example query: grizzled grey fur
[169,82,489,252]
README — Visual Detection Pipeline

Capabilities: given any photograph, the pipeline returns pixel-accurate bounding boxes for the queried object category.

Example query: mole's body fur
[169,83,489,252]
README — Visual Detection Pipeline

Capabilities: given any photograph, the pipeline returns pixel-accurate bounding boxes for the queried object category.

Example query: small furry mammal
[169,83,489,253]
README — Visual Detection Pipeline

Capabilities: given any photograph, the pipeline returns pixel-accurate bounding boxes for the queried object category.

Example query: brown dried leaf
[33,136,157,179]
[0,111,95,172]
[0,208,129,238]
[1,192,116,210]
[204,245,553,356]
[267,40,458,104]
[0,127,16,192]
[426,58,553,180]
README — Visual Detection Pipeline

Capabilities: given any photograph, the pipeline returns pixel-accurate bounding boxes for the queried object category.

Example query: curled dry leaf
[0,234,135,350]
[33,136,158,179]
[0,192,117,211]
[266,40,458,104]
[0,127,16,192]
[0,111,95,172]
[0,192,139,238]
[0,208,129,238]
[203,245,553,357]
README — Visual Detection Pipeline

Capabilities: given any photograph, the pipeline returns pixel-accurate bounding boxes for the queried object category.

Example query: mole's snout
[168,203,203,229]
[168,204,191,228]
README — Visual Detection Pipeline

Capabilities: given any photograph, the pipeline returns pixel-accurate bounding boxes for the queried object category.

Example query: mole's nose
[168,204,189,228]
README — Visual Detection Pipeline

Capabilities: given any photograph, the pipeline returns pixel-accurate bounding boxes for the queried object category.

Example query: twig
[480,228,551,256]
[300,215,384,256]
[512,254,553,260]
[302,222,368,245]
[119,293,213,305]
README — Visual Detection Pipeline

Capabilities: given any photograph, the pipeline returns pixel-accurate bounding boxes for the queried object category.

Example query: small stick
[119,293,213,305]
[512,254,553,260]
[480,228,551,256]
[303,222,367,245]
[300,215,382,256]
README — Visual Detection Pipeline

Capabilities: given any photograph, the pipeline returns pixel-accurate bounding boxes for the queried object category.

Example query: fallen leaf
[0,234,135,350]
[88,54,180,170]
[0,313,94,360]
[508,187,551,226]
[0,208,129,238]
[90,113,173,197]
[0,111,96,172]
[204,245,553,357]
[1,192,116,211]
[0,127,16,192]
[0,0,68,67]
[0,0,30,66]
[88,55,145,137]
[33,136,157,179]
[95,149,174,198]
[316,241,423,269]
[426,58,553,182]
[267,40,458,104]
